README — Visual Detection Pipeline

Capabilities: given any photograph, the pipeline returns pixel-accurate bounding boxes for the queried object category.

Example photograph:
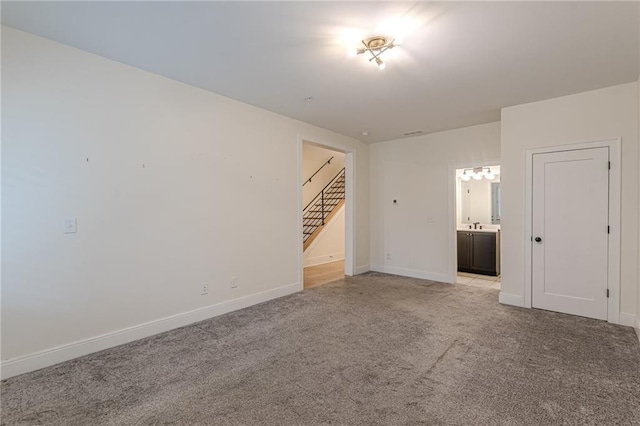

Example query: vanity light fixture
[461,167,496,182]
[348,36,399,70]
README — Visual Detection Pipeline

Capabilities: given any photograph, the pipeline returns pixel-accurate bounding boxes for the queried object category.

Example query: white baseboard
[618,313,636,327]
[635,317,640,343]
[303,253,345,268]
[370,264,450,283]
[443,274,456,284]
[354,264,370,275]
[499,292,525,307]
[1,282,300,380]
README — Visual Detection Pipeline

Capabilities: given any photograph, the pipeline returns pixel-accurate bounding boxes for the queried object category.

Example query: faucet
[473,222,480,230]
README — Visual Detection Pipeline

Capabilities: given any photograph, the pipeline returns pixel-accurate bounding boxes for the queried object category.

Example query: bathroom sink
[457,227,500,233]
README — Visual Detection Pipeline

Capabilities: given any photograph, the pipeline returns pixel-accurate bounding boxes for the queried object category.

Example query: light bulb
[347,47,357,58]
[461,173,471,182]
[485,173,495,180]
[375,57,386,70]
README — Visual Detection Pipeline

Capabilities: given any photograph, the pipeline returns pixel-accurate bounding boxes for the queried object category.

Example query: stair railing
[303,156,334,186]
[303,167,345,226]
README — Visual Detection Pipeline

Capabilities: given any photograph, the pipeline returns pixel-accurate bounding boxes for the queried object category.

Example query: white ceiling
[2,1,638,143]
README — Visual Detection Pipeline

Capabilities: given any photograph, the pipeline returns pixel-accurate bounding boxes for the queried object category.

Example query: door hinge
[607,289,610,298]
[607,226,610,234]
[608,161,611,170]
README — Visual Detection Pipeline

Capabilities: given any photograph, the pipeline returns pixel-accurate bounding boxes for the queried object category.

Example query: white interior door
[532,147,609,320]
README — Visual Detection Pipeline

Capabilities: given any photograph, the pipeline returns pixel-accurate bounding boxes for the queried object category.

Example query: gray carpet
[2,272,640,425]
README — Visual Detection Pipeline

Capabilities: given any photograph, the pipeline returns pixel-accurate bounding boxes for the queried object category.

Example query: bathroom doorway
[454,164,501,290]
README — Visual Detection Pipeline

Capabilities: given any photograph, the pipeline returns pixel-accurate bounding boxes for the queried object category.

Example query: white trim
[371,264,451,283]
[448,164,458,283]
[1,282,300,380]
[618,313,636,327]
[303,253,345,268]
[499,292,525,307]
[296,135,304,291]
[298,136,356,283]
[344,151,356,276]
[354,264,370,275]
[523,138,622,324]
[448,160,501,282]
[635,317,640,342]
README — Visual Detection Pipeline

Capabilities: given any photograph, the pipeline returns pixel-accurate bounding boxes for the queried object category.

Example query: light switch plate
[64,218,77,234]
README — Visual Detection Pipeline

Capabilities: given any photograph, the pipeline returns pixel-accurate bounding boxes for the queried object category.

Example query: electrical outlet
[427,217,434,223]
[201,283,208,295]
[230,277,237,288]
[386,253,391,260]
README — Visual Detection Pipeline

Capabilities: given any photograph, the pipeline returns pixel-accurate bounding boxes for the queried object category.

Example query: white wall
[303,205,345,267]
[370,122,501,282]
[1,27,370,376]
[637,75,640,339]
[501,82,639,320]
[636,6,640,340]
[302,143,344,208]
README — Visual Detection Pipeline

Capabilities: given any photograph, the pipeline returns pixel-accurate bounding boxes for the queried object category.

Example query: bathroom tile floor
[457,272,501,290]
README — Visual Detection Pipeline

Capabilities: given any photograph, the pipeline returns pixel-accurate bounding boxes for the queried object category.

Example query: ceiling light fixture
[350,36,399,70]
[461,167,497,182]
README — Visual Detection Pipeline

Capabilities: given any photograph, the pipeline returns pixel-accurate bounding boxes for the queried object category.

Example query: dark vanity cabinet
[457,231,500,276]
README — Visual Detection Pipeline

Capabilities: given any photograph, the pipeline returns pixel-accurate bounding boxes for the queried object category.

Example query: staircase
[303,168,345,250]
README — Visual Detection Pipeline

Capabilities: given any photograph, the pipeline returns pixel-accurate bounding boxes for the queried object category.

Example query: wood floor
[303,260,345,289]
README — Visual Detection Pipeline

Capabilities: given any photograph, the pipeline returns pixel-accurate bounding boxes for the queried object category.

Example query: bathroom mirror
[491,182,501,224]
[458,166,500,225]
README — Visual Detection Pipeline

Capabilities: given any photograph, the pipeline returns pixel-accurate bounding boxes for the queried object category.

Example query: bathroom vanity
[457,229,500,276]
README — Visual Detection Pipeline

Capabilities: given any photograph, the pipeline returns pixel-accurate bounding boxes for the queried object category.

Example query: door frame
[523,138,621,324]
[297,135,356,290]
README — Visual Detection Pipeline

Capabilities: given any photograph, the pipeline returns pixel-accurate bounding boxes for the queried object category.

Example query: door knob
[534,237,542,242]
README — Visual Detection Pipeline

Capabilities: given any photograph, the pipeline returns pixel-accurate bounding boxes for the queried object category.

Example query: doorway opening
[454,164,502,290]
[300,140,352,289]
